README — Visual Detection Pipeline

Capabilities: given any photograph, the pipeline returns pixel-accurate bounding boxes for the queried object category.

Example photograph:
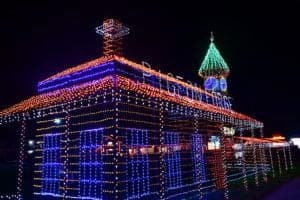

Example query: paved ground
[263,177,300,200]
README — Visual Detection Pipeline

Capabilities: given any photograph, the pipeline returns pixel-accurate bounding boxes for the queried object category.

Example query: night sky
[0,1,299,137]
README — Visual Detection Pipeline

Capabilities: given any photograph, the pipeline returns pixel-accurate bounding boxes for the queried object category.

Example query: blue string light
[27,51,265,200]
[165,132,182,189]
[41,133,61,195]
[115,67,231,109]
[38,63,114,93]
[192,134,206,183]
[126,128,150,199]
[79,128,104,199]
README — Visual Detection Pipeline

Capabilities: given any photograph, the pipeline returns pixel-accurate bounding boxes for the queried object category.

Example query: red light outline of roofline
[40,55,216,98]
[0,75,262,126]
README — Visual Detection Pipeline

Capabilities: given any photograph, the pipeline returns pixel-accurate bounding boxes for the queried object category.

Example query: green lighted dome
[198,33,230,77]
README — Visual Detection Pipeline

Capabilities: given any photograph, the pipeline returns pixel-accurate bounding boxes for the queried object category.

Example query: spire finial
[210,31,214,42]
[95,18,130,56]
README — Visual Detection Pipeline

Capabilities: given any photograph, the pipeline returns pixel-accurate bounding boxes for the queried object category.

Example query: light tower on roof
[96,18,130,56]
[198,32,230,93]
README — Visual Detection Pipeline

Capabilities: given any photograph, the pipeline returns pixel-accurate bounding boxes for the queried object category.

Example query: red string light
[0,75,262,128]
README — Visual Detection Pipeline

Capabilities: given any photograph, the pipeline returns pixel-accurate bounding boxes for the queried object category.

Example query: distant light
[54,118,62,124]
[290,138,300,149]
[234,151,243,159]
[140,148,147,154]
[232,143,242,150]
[28,140,34,146]
[27,150,34,154]
[223,127,235,136]
[208,136,220,150]
[270,142,289,148]
[107,141,113,146]
[272,136,285,140]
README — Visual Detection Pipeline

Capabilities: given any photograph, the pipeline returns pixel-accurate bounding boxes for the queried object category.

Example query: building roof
[198,36,230,77]
[39,55,218,98]
[39,56,114,84]
[0,56,262,127]
[0,76,114,117]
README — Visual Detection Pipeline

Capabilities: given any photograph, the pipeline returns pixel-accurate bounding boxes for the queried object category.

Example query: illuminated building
[0,19,293,200]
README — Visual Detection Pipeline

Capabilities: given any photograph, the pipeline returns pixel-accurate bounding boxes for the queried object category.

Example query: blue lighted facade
[165,132,182,189]
[79,128,104,199]
[32,59,242,200]
[126,129,150,199]
[41,133,62,195]
[38,62,115,93]
[192,134,206,183]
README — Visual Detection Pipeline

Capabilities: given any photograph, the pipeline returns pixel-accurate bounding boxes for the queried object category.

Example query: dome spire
[210,31,214,42]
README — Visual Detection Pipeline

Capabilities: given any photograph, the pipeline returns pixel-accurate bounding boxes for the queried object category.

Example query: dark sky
[0,1,299,137]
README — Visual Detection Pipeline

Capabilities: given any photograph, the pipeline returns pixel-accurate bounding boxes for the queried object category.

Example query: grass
[229,159,300,199]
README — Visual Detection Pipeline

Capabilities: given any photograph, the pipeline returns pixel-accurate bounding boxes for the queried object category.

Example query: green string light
[199,34,230,77]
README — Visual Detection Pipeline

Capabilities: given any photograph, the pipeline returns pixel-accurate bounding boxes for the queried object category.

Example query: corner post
[17,119,26,200]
